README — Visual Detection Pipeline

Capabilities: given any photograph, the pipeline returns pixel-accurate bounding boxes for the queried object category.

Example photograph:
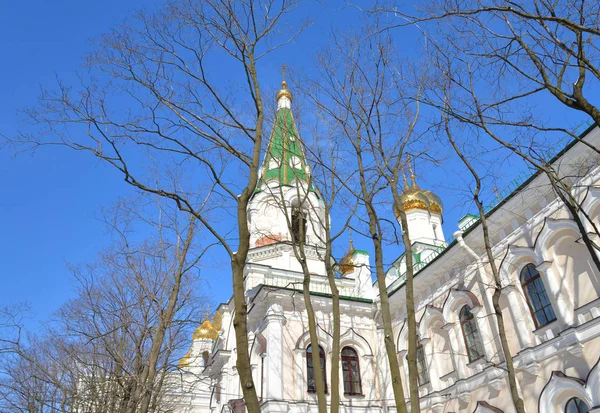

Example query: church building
[171,81,600,413]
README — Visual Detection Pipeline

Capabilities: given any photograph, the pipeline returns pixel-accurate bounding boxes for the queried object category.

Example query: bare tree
[380,0,600,133]
[252,83,360,411]
[4,2,309,411]
[0,196,209,413]
[442,110,527,413]
[308,25,432,412]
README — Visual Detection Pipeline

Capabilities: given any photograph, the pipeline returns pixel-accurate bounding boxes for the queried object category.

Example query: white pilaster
[264,303,286,400]
[442,322,464,378]
[503,285,534,348]
[421,337,440,390]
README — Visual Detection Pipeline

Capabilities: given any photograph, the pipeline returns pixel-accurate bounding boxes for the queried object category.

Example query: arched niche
[539,371,592,413]
[586,358,600,406]
[500,245,540,287]
[472,401,504,413]
[295,326,333,355]
[418,305,445,338]
[534,218,580,262]
[442,289,482,324]
[396,320,408,353]
[418,306,453,388]
[577,186,600,235]
[553,232,600,308]
[339,328,373,356]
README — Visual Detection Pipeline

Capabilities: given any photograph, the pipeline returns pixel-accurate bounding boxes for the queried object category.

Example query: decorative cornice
[536,260,554,272]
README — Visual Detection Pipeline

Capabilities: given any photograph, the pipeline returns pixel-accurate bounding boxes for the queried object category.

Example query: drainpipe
[260,352,267,401]
[453,230,479,260]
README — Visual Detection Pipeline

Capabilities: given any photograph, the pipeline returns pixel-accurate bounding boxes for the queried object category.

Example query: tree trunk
[445,122,526,413]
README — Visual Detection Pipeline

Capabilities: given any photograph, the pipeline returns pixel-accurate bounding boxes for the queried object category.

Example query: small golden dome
[276,80,293,102]
[339,238,355,275]
[193,317,219,341]
[212,311,223,332]
[178,349,192,368]
[395,182,443,216]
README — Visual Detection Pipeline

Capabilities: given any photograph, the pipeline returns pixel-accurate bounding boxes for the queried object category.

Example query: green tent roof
[256,107,314,191]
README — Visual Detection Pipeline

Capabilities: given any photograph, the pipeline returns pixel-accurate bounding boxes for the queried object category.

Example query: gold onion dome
[396,179,443,216]
[276,80,293,102]
[193,317,219,341]
[339,237,355,276]
[178,349,192,368]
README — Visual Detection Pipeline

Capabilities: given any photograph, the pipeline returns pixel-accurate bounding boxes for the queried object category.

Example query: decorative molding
[536,260,554,272]
[457,391,471,404]
[566,342,585,358]
[539,371,591,413]
[488,377,504,391]
[473,401,504,413]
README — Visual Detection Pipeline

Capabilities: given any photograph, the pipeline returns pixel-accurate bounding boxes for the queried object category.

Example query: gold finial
[407,155,416,187]
[277,65,293,103]
[340,233,356,276]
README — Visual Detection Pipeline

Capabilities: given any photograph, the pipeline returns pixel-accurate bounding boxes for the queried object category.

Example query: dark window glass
[565,397,589,413]
[459,305,485,362]
[520,263,557,327]
[292,208,307,244]
[306,345,327,393]
[341,347,362,395]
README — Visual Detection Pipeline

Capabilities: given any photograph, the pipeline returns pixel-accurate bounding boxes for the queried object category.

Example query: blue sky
[1,0,592,327]
[0,0,377,323]
[0,0,151,321]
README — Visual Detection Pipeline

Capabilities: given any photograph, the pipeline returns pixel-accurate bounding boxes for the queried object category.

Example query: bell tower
[246,78,327,275]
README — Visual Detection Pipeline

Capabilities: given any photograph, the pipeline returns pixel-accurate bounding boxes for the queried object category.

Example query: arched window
[341,347,362,395]
[291,207,307,244]
[520,263,557,327]
[415,338,429,386]
[565,397,589,413]
[459,305,485,362]
[306,345,327,393]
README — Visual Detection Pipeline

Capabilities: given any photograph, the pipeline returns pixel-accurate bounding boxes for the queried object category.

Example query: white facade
[174,87,600,413]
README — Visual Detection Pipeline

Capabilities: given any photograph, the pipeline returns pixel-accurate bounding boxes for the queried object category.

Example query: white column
[293,349,306,400]
[503,285,534,348]
[397,349,409,396]
[264,303,286,400]
[442,322,464,378]
[421,337,439,390]
[537,261,574,327]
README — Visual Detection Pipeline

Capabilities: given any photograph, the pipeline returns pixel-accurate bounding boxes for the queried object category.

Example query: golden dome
[276,80,293,102]
[395,181,443,216]
[212,311,222,332]
[193,317,219,341]
[178,349,192,368]
[339,238,355,275]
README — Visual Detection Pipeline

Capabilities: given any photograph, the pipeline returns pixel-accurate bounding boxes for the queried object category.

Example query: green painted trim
[352,250,369,255]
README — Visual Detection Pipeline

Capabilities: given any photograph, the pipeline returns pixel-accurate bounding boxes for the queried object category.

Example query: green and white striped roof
[256,82,314,192]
